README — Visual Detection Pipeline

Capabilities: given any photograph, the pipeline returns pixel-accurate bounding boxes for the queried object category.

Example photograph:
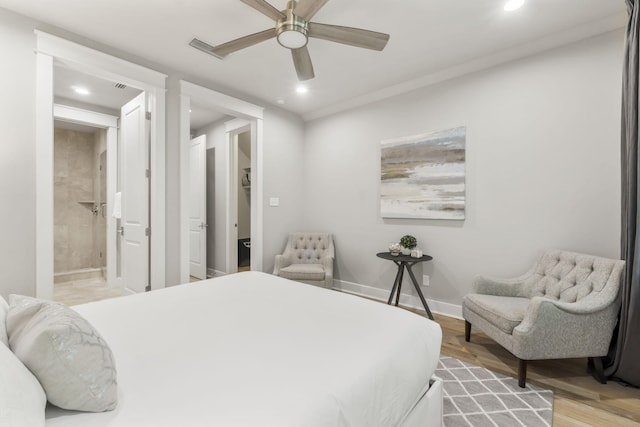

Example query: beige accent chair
[462,249,624,387]
[273,233,335,289]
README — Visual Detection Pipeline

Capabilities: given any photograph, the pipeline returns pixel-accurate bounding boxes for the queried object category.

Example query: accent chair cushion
[6,295,118,412]
[279,263,326,281]
[463,294,530,335]
[0,295,8,347]
[0,341,47,427]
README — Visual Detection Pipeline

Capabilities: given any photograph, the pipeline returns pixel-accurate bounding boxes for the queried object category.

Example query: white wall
[0,10,37,299]
[262,108,307,273]
[302,30,624,308]
[164,75,182,285]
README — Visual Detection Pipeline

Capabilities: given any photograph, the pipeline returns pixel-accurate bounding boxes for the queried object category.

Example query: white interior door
[189,135,207,279]
[120,92,149,293]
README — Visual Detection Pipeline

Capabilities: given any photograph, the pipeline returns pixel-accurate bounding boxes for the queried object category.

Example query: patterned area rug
[436,356,554,427]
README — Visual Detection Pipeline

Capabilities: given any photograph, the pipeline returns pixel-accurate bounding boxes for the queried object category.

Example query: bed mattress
[45,272,442,426]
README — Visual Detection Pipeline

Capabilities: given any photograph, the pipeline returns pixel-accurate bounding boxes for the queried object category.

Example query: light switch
[269,197,280,207]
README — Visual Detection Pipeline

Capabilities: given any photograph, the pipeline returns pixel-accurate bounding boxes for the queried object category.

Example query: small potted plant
[400,235,417,255]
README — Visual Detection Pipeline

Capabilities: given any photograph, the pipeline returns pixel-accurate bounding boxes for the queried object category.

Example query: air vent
[114,83,127,89]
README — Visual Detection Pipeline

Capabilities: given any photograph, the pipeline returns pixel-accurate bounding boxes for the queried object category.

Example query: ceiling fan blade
[190,38,224,59]
[291,46,315,81]
[190,29,276,59]
[293,0,329,21]
[308,22,389,51]
[239,0,284,21]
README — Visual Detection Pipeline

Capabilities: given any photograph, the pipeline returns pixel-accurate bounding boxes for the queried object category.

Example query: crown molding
[303,12,627,122]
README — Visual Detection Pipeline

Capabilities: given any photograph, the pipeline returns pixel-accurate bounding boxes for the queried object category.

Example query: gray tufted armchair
[462,249,624,387]
[273,233,335,289]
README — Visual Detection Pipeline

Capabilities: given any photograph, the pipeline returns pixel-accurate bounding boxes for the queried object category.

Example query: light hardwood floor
[435,313,640,426]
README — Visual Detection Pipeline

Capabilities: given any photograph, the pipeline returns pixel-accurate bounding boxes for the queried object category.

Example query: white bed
[45,272,443,426]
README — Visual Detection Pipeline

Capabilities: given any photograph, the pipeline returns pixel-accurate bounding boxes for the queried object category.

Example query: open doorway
[186,102,232,281]
[237,130,251,272]
[52,65,145,305]
[52,121,119,305]
[35,31,167,301]
[179,81,264,283]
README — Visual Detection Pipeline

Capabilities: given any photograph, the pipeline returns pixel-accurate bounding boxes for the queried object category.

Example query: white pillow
[0,341,47,427]
[0,295,8,347]
[6,295,118,412]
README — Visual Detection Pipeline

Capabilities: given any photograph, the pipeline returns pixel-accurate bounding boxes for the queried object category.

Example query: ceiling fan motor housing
[276,5,309,49]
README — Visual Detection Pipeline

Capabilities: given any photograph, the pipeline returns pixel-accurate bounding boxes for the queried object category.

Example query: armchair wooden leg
[518,358,527,388]
[588,357,607,384]
[464,320,471,342]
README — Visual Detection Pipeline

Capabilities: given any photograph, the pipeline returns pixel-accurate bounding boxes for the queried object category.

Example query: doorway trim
[35,31,167,299]
[179,80,264,282]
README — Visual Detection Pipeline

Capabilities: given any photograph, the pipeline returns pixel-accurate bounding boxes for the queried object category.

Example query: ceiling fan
[190,0,390,81]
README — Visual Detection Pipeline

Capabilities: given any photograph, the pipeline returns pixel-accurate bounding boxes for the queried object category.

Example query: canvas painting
[380,126,466,220]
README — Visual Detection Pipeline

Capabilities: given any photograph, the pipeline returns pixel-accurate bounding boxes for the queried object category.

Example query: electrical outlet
[422,275,430,287]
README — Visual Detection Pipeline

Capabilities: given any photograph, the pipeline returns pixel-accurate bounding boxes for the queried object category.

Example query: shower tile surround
[54,128,106,277]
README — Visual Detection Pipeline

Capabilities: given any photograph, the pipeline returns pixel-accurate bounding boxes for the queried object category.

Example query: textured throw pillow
[0,295,8,347]
[6,295,117,412]
[0,341,47,427]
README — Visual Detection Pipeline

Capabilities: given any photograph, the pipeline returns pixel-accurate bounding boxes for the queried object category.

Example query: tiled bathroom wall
[54,127,106,275]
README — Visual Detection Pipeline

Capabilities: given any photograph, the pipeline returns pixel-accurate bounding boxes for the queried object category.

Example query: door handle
[117,227,124,236]
[199,222,208,229]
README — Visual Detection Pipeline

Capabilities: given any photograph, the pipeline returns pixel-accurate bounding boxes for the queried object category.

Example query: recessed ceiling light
[72,86,90,95]
[504,0,524,11]
[189,109,192,113]
[296,85,308,94]
[276,99,285,105]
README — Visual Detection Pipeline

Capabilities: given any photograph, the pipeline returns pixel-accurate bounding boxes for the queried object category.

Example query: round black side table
[376,252,434,320]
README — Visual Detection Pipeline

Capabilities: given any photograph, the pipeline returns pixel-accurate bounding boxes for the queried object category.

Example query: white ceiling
[0,0,627,119]
[54,65,141,113]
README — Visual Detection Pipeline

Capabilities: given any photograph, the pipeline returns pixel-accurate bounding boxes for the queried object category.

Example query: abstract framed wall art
[380,126,466,220]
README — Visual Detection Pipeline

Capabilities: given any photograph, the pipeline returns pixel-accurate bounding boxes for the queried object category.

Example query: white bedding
[45,272,442,426]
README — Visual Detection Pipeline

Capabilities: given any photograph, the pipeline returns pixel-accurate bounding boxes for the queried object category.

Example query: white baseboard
[212,269,227,277]
[333,278,463,319]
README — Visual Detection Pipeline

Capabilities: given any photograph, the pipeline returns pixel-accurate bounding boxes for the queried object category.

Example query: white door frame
[35,31,167,299]
[179,80,264,282]
[52,104,121,289]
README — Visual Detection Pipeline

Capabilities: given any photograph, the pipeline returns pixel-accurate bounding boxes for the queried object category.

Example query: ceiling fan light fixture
[277,29,307,49]
[276,7,309,49]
